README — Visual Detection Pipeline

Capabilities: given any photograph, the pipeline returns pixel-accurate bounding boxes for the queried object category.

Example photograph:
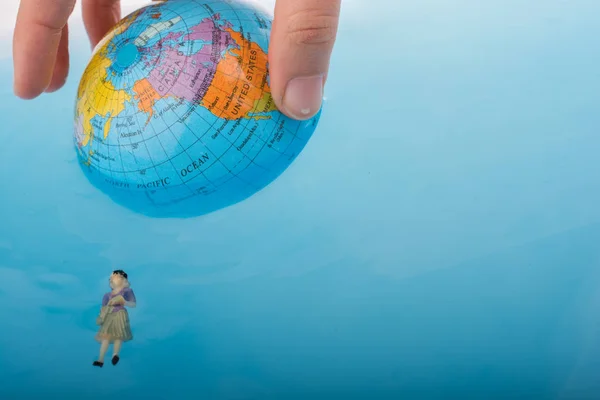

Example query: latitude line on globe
[111,5,170,200]
[224,4,307,178]
[121,22,196,197]
[85,73,300,154]
[127,8,227,194]
[93,10,273,147]
[86,15,281,149]
[123,4,272,193]
[176,5,280,190]
[101,4,195,183]
[84,81,292,178]
[94,5,177,98]
[128,54,203,196]
[226,5,291,175]
[191,6,272,187]
[133,5,272,179]
[157,72,249,191]
[121,7,239,196]
[83,62,120,173]
[168,99,259,191]
[105,89,116,183]
[130,0,255,193]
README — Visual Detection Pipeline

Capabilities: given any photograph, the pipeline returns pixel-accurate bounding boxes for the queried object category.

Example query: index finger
[12,0,76,99]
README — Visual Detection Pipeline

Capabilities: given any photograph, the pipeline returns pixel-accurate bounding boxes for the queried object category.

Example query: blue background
[1,0,600,398]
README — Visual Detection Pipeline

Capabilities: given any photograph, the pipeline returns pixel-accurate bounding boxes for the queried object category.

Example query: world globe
[74,0,321,218]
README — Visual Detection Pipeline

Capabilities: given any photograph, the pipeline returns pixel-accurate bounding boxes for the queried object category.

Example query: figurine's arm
[101,293,109,308]
[124,289,137,308]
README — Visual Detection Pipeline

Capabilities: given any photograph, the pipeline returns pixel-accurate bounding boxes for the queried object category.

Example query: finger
[45,24,70,93]
[269,0,341,120]
[82,0,121,48]
[12,0,76,99]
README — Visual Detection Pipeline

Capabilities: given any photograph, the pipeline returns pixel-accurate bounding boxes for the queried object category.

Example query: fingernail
[282,75,324,120]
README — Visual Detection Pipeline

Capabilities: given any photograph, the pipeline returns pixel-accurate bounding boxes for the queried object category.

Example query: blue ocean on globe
[2,0,600,399]
[75,0,320,217]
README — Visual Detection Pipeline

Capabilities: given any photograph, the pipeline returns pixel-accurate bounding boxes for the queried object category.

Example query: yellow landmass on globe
[76,50,131,148]
[201,27,277,120]
[75,9,143,156]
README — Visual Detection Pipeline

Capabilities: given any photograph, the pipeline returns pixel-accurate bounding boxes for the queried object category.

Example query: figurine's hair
[112,269,131,288]
[113,269,128,279]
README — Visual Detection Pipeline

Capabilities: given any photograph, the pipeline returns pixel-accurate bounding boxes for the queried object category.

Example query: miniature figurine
[93,269,136,367]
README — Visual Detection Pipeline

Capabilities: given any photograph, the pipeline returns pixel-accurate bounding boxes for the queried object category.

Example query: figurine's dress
[95,287,136,343]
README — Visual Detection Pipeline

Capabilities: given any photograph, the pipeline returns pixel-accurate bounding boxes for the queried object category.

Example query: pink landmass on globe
[144,16,236,103]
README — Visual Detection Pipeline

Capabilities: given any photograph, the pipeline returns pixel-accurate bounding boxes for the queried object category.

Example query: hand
[108,295,125,306]
[12,0,341,121]
[12,0,116,98]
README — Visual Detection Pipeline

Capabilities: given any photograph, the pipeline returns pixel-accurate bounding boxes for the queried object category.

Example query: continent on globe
[201,24,277,120]
[75,50,131,150]
[133,78,161,124]
[74,0,322,218]
[141,15,233,114]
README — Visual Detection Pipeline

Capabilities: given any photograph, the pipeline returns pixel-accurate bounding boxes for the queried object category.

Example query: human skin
[11,0,341,121]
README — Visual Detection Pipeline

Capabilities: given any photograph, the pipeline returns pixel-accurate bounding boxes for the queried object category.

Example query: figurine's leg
[98,339,110,362]
[111,340,122,365]
[93,339,110,367]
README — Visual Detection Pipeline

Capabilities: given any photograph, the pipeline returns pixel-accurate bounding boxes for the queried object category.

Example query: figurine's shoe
[112,355,120,366]
[93,361,104,367]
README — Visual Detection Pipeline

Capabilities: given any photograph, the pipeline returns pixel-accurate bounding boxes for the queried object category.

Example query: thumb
[268,0,341,120]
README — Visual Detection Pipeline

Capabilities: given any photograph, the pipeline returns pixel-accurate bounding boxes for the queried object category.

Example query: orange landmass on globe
[133,78,161,124]
[201,27,277,120]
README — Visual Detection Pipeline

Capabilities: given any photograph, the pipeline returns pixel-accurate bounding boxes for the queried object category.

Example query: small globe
[74,0,321,218]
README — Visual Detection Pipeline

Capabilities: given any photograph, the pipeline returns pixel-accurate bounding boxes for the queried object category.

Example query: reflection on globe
[73,0,321,218]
